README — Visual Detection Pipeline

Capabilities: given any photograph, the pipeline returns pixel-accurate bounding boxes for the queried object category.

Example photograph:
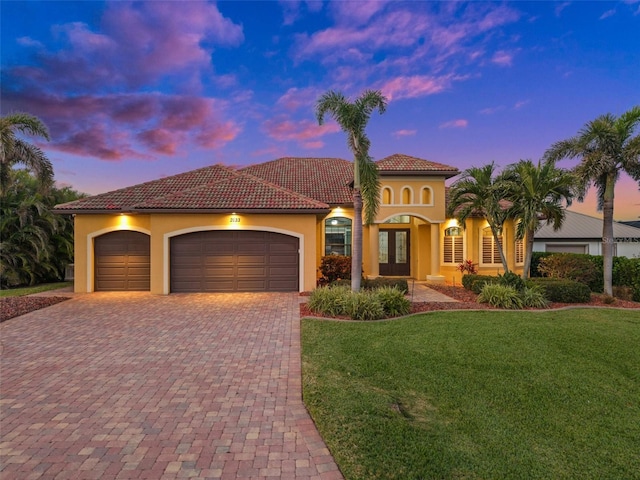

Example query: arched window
[324,217,352,256]
[401,187,412,204]
[443,226,464,264]
[382,187,393,205]
[420,187,433,205]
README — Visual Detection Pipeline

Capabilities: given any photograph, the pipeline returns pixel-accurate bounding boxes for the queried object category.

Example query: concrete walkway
[407,281,459,303]
[0,292,342,480]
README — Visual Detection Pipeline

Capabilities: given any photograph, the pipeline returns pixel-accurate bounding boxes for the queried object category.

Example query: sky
[1,0,639,220]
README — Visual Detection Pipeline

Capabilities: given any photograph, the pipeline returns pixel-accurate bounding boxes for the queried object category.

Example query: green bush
[308,285,350,317]
[309,284,411,320]
[478,284,523,309]
[462,274,496,294]
[537,253,601,291]
[529,252,553,278]
[612,256,640,301]
[521,286,549,308]
[527,278,591,303]
[345,290,385,321]
[498,271,526,292]
[331,278,409,294]
[375,286,411,317]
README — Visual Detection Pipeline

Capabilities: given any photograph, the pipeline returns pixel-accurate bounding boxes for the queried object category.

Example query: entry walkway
[407,281,459,303]
[0,292,342,479]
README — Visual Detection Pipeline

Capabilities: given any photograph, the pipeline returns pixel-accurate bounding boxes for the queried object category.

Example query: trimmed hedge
[526,278,591,303]
[308,284,410,320]
[462,274,497,294]
[332,278,409,294]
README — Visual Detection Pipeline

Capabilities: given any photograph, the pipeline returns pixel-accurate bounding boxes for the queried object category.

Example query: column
[368,224,380,278]
[427,223,445,283]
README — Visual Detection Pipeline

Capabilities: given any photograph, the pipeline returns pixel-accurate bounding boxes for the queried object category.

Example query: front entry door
[379,229,410,276]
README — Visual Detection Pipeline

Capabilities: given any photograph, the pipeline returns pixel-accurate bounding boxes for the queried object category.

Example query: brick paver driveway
[0,293,342,479]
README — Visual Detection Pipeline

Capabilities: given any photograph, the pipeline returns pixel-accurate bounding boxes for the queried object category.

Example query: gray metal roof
[535,210,640,239]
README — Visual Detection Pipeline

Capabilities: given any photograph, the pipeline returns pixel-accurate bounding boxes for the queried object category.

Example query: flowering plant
[458,259,477,274]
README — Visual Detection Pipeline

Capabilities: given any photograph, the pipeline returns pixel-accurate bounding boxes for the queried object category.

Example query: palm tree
[503,159,576,279]
[545,106,640,295]
[446,162,511,273]
[0,112,53,194]
[316,90,387,292]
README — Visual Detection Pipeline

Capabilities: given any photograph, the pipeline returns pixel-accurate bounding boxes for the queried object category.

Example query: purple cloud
[392,129,417,137]
[440,119,468,129]
[380,75,453,100]
[262,117,339,148]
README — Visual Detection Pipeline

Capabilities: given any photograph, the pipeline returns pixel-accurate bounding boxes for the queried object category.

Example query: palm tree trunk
[602,174,615,295]
[492,227,510,273]
[522,229,535,280]
[352,189,363,292]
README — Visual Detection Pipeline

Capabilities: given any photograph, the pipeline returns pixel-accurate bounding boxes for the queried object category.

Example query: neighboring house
[533,210,640,258]
[54,154,524,294]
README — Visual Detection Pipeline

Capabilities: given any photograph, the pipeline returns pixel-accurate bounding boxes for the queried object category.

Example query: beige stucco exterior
[74,212,319,294]
[72,173,522,294]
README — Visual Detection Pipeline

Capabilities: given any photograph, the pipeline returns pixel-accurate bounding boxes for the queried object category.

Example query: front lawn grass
[302,309,640,480]
[0,282,72,297]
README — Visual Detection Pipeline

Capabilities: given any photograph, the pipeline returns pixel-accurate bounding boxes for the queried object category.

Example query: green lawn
[0,282,72,297]
[302,309,640,480]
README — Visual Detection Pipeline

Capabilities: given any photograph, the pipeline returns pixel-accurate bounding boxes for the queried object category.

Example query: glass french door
[379,229,410,276]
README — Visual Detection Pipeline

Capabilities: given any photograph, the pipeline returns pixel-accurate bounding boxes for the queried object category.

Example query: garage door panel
[94,231,151,292]
[170,230,298,292]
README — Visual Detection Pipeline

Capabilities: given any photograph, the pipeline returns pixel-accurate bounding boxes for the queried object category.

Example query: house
[533,210,640,258]
[54,154,525,294]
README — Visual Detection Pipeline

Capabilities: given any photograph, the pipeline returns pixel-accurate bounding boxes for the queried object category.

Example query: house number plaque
[229,216,241,223]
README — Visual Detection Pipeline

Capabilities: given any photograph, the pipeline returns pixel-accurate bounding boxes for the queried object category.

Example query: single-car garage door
[94,231,150,291]
[170,230,299,292]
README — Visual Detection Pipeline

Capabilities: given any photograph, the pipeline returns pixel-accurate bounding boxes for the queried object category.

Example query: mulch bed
[301,284,640,319]
[0,296,71,323]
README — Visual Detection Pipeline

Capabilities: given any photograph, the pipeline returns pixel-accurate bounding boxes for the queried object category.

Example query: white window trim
[420,186,434,206]
[381,187,394,205]
[441,227,466,266]
[480,230,503,266]
[401,186,414,205]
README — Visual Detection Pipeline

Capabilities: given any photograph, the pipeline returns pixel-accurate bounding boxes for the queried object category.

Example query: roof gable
[376,153,459,177]
[535,210,640,239]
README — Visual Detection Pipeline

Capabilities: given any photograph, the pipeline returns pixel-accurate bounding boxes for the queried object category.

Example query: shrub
[462,274,496,294]
[529,252,553,278]
[458,259,477,275]
[345,290,385,321]
[538,253,603,291]
[498,271,526,292]
[612,257,640,301]
[477,284,523,309]
[527,278,591,303]
[318,255,352,285]
[612,286,634,301]
[309,284,410,320]
[602,294,616,305]
[375,286,411,317]
[308,285,350,317]
[331,278,409,294]
[521,286,549,308]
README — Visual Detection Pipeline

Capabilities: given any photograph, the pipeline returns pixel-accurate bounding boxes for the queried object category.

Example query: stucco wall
[74,212,318,294]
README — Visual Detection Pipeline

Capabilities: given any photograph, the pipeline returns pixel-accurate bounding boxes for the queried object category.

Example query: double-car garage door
[94,230,299,292]
[170,231,299,292]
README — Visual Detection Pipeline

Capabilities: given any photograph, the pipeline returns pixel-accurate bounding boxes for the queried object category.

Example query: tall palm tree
[0,112,53,194]
[446,162,511,273]
[316,90,387,292]
[545,106,640,295]
[503,159,576,279]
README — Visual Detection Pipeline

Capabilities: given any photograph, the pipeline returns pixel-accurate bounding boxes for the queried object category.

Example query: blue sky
[2,0,639,220]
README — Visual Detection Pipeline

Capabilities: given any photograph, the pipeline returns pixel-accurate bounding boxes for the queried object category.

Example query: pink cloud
[514,99,530,109]
[262,117,339,144]
[491,50,515,66]
[276,87,321,112]
[329,0,390,25]
[393,129,417,137]
[440,119,468,129]
[2,90,240,161]
[479,106,504,115]
[379,75,452,100]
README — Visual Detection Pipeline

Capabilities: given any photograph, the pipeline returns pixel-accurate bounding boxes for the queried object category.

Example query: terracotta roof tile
[136,169,329,211]
[241,157,353,205]
[376,153,459,176]
[55,164,236,211]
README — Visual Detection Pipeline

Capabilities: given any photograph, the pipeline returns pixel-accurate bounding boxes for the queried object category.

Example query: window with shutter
[481,227,502,265]
[443,226,464,264]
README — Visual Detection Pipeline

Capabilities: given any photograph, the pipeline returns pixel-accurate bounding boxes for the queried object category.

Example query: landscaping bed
[0,296,71,322]
[301,283,639,319]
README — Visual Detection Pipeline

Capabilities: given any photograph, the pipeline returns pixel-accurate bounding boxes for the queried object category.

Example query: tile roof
[54,164,236,212]
[136,169,330,211]
[240,157,353,205]
[376,153,459,177]
[54,154,460,214]
[535,210,640,239]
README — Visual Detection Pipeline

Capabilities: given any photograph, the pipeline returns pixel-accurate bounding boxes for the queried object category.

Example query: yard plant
[302,310,640,479]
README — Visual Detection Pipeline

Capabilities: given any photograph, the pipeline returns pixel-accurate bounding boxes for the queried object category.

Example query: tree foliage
[1,170,84,287]
[544,106,640,294]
